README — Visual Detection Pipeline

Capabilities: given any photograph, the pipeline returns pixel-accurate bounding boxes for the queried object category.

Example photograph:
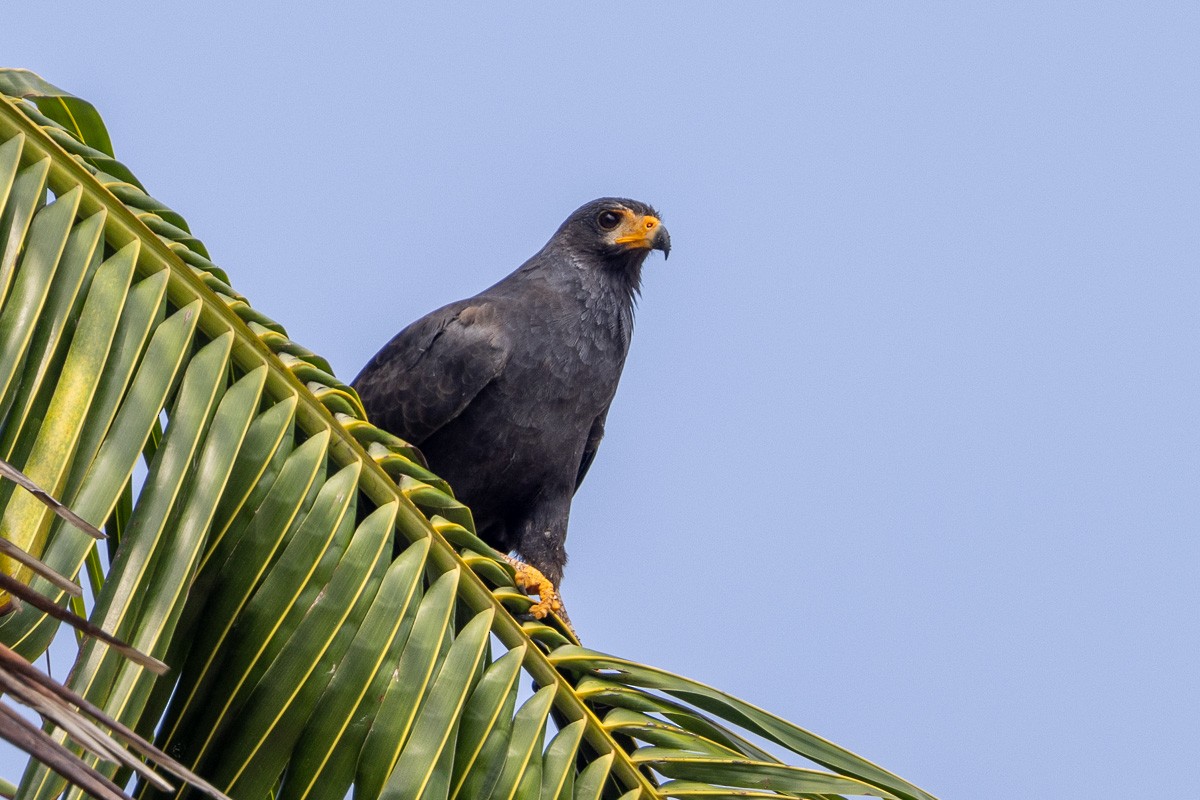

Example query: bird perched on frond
[353,198,670,622]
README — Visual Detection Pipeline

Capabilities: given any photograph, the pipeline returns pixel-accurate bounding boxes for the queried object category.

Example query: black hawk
[353,198,670,619]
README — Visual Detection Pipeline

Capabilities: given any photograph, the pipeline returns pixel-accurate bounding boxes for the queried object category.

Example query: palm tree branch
[0,89,658,797]
[0,73,940,800]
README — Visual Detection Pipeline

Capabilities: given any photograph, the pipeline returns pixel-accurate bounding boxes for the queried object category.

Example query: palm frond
[0,458,226,800]
[0,70,938,800]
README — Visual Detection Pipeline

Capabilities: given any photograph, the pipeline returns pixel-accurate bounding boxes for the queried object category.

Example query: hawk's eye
[597,210,623,230]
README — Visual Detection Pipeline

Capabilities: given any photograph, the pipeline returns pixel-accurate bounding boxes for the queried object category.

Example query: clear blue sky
[6,4,1200,798]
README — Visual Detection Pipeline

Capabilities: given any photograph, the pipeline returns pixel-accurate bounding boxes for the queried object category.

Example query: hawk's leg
[501,554,576,636]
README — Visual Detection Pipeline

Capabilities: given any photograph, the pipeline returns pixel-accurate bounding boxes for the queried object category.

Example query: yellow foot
[501,555,577,638]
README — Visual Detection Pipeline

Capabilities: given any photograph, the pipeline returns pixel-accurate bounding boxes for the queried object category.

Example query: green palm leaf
[0,70,939,800]
[0,458,226,800]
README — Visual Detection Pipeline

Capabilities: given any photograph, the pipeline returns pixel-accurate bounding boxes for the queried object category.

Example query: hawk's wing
[352,300,510,446]
[574,413,607,492]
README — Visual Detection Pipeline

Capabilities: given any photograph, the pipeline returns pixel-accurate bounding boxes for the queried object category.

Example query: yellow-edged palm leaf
[0,69,938,800]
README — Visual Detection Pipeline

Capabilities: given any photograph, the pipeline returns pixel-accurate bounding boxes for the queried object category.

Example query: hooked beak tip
[654,227,671,260]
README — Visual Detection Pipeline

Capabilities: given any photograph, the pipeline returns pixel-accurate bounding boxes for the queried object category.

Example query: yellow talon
[501,555,577,639]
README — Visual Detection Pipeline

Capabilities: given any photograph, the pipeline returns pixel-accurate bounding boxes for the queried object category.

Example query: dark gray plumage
[353,198,670,589]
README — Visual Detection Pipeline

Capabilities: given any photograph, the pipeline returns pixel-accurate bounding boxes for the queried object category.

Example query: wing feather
[574,413,606,491]
[352,300,510,445]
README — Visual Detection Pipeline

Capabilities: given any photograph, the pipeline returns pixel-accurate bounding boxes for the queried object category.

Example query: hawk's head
[554,198,671,264]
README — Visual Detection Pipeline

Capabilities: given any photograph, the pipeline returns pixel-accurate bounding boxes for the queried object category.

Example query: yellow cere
[614,214,661,247]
